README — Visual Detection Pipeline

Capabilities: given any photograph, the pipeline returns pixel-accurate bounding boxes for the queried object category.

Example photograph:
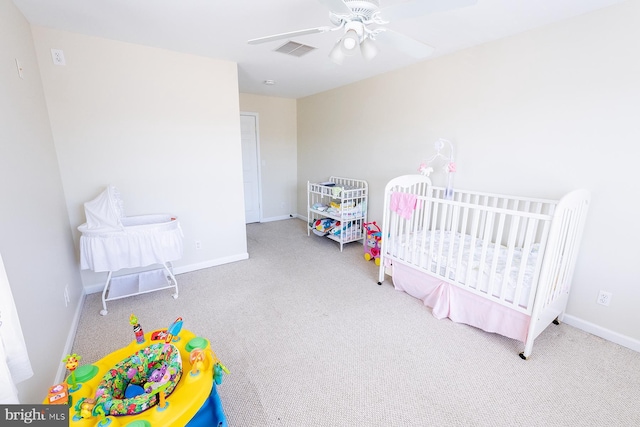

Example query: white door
[240,113,261,223]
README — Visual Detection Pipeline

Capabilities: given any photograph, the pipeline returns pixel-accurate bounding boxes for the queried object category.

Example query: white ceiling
[12,0,627,99]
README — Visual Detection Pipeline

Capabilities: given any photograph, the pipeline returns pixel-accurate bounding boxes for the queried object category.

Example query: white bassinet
[78,186,183,315]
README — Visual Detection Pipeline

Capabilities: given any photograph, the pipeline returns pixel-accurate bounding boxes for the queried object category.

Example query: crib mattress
[387,230,539,308]
[78,214,183,272]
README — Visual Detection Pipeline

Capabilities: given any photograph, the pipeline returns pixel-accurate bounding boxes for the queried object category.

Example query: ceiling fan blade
[248,27,332,45]
[318,0,352,15]
[381,0,477,21]
[374,29,435,59]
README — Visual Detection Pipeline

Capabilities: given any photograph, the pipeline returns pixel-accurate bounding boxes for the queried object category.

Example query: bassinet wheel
[377,281,382,286]
[172,293,178,299]
[519,352,528,360]
[100,309,108,316]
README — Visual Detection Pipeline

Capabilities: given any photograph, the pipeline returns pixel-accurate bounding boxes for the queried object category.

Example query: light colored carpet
[72,219,640,426]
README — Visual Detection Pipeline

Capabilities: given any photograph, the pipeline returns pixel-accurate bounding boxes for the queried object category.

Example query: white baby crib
[78,186,183,315]
[378,175,590,359]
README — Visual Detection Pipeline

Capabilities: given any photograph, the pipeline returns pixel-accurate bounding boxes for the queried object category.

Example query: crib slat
[488,200,508,299]
[512,216,536,308]
[454,194,470,283]
[445,203,461,281]
[499,214,519,303]
[428,199,440,274]
[436,202,449,275]
[412,188,425,266]
[464,195,481,289]
[476,197,498,294]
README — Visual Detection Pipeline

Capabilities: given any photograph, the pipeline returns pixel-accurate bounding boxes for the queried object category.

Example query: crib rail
[379,177,560,314]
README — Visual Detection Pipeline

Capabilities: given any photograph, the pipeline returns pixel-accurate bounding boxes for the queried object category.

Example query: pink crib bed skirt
[391,262,530,343]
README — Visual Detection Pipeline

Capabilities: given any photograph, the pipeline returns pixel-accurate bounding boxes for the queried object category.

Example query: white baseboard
[54,290,87,384]
[83,253,249,294]
[260,215,296,223]
[173,253,248,275]
[563,314,640,353]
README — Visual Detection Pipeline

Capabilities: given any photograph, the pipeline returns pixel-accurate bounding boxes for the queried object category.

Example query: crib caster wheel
[172,293,178,299]
[552,317,560,325]
[377,281,382,286]
[519,352,528,360]
[100,309,108,316]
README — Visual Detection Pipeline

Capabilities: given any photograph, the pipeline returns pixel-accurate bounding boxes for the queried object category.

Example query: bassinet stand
[99,263,179,316]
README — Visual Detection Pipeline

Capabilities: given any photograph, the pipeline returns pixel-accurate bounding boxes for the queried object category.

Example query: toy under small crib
[77,186,183,315]
[378,175,590,359]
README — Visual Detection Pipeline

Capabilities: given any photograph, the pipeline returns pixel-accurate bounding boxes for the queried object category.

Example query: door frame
[240,112,263,223]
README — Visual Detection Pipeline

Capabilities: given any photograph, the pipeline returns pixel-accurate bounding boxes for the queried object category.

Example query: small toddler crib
[78,186,183,315]
[378,175,590,359]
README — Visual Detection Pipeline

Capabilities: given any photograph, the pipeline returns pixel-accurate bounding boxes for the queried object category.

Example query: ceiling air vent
[274,41,316,57]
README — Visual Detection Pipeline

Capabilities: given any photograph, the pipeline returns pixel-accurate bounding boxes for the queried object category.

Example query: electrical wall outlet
[51,49,66,65]
[597,290,612,306]
[195,240,202,250]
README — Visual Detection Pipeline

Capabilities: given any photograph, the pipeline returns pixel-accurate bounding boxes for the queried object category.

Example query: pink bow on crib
[390,192,417,220]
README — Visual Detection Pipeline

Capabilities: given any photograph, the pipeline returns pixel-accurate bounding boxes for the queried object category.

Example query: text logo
[1,405,66,426]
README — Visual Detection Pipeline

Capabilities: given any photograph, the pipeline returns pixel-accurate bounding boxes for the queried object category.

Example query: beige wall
[298,1,640,345]
[32,27,248,289]
[239,94,298,221]
[0,0,84,403]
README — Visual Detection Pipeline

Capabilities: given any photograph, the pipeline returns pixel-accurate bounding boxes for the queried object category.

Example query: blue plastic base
[186,383,227,427]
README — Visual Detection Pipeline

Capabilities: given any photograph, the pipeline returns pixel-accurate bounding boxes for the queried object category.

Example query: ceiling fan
[248,0,478,64]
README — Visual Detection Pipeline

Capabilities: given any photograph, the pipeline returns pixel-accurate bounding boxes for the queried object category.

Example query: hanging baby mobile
[418,138,456,199]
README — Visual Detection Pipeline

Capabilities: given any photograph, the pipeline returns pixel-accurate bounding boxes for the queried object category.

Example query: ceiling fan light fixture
[249,0,465,68]
[360,37,378,61]
[340,29,360,55]
[329,41,346,65]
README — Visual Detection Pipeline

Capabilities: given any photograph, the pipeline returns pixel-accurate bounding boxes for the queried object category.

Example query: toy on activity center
[130,314,145,344]
[46,316,229,427]
[363,221,382,266]
[63,353,82,392]
[46,382,70,406]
